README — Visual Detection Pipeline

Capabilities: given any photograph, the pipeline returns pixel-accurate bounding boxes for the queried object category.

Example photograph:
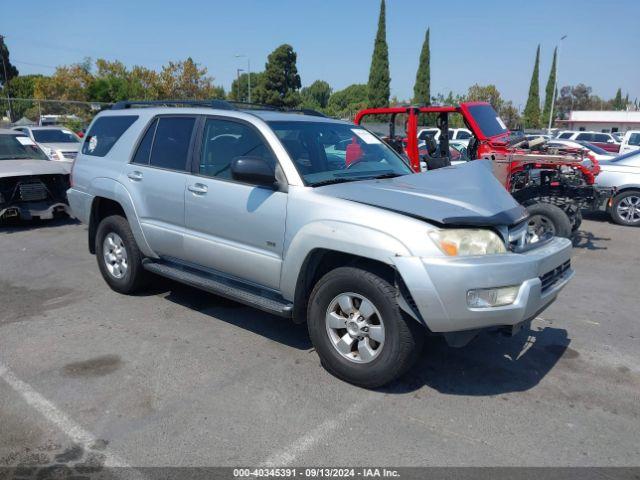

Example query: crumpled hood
[316,160,527,226]
[0,159,71,178]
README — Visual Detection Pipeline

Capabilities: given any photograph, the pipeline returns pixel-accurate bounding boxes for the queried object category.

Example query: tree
[413,28,430,105]
[542,47,557,128]
[467,84,503,111]
[6,74,44,120]
[255,44,301,108]
[523,45,541,129]
[326,84,368,118]
[0,35,19,86]
[301,80,332,109]
[367,0,390,108]
[229,72,264,102]
[157,57,224,99]
[612,88,624,110]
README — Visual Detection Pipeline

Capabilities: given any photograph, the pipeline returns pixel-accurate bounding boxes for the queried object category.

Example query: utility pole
[0,34,14,122]
[548,35,567,133]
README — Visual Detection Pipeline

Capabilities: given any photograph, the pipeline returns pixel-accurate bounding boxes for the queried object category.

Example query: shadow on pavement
[572,229,610,250]
[0,216,79,233]
[150,278,313,351]
[384,326,571,395]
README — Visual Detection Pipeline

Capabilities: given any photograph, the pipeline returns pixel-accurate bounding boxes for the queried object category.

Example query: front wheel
[307,266,424,388]
[610,190,640,226]
[526,203,572,240]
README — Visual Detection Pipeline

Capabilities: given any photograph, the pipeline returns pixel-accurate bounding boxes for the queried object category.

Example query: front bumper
[394,236,573,333]
[0,202,72,221]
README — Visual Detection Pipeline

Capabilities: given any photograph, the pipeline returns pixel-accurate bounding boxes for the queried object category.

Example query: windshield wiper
[369,172,402,180]
[309,177,360,187]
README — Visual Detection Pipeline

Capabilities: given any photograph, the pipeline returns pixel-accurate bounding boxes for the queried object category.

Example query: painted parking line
[262,397,378,467]
[0,360,145,479]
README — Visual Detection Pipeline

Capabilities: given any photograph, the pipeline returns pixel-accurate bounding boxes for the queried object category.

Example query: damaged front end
[0,174,71,221]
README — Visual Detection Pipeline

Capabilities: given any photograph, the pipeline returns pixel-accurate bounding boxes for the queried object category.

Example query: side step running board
[142,260,293,318]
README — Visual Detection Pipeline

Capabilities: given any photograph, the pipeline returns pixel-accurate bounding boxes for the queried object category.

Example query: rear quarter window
[82,115,139,157]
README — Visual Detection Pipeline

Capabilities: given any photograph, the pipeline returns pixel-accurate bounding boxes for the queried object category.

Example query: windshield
[32,129,79,143]
[268,121,412,186]
[0,134,49,160]
[467,104,509,138]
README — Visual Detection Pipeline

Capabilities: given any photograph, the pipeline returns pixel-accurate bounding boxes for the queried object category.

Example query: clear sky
[3,0,639,107]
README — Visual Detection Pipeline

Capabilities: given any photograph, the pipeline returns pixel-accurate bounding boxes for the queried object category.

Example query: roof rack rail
[110,99,327,117]
[111,99,235,110]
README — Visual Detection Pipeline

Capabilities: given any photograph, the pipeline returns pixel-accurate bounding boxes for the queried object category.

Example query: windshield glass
[268,121,412,185]
[467,104,509,138]
[32,129,79,143]
[0,134,49,160]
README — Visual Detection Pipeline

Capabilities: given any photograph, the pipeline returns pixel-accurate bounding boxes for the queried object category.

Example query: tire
[95,215,148,294]
[571,210,583,233]
[307,266,425,388]
[526,203,572,239]
[610,190,640,227]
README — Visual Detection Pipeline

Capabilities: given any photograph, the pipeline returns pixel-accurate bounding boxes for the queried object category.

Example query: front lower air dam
[466,285,520,308]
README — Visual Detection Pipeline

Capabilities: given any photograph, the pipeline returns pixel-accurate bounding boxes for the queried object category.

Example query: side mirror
[230,156,276,187]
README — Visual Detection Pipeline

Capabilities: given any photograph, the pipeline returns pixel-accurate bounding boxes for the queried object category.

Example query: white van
[620,131,640,154]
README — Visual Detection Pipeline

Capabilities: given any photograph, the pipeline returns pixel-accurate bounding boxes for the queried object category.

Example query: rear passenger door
[123,115,196,259]
[182,116,287,290]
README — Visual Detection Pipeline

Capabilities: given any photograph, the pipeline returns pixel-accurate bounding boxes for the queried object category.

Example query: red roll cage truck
[355,102,607,239]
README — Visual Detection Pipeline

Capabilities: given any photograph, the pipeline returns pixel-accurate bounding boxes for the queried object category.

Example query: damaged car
[0,129,71,222]
[68,101,574,388]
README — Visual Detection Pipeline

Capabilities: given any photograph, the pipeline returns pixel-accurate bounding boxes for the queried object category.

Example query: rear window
[82,115,138,157]
[148,117,195,171]
[466,104,508,138]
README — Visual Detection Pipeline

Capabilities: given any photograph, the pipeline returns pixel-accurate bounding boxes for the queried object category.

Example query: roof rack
[110,99,327,117]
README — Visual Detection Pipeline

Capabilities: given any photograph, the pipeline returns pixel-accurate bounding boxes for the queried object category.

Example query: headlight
[428,229,507,256]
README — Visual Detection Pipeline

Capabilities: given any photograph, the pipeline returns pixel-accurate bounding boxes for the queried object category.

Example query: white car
[556,130,620,147]
[619,130,640,155]
[417,127,473,146]
[11,126,81,162]
[596,151,640,226]
[545,139,615,162]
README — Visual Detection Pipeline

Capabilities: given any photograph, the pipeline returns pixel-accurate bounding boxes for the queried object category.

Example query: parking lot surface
[1,215,639,468]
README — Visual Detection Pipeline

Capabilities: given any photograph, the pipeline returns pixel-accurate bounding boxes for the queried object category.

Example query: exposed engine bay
[0,174,71,221]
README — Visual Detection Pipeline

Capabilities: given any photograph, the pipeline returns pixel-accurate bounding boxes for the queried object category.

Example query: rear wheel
[610,190,640,226]
[96,215,148,294]
[526,203,572,239]
[307,266,424,388]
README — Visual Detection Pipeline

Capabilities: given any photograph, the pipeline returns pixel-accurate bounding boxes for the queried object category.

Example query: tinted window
[32,129,79,143]
[83,115,138,157]
[149,117,195,171]
[628,133,640,146]
[199,118,274,180]
[132,119,158,165]
[575,133,592,141]
[457,130,472,139]
[593,134,609,142]
[558,132,573,139]
[466,104,508,138]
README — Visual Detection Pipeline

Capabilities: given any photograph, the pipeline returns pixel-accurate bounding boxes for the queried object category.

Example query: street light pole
[235,54,251,103]
[548,35,567,133]
[236,68,244,101]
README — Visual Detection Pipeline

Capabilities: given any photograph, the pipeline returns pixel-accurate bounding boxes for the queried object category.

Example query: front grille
[19,181,48,201]
[540,260,571,293]
[61,151,77,160]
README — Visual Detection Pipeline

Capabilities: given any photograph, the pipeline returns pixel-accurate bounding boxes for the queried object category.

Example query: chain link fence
[0,98,111,130]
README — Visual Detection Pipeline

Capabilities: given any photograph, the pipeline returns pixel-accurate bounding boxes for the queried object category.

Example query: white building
[559,110,640,133]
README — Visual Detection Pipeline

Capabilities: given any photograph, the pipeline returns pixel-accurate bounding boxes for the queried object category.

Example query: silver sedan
[596,151,640,226]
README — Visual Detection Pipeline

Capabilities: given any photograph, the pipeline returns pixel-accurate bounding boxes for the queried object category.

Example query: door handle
[188,183,208,195]
[127,171,143,181]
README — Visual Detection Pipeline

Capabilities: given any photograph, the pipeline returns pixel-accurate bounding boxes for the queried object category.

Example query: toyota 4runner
[67,100,574,387]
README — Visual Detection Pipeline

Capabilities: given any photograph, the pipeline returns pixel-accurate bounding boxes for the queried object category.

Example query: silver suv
[68,100,574,387]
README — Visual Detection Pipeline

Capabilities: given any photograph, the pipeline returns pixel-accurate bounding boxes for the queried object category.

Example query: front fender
[280,220,411,300]
[89,177,156,258]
